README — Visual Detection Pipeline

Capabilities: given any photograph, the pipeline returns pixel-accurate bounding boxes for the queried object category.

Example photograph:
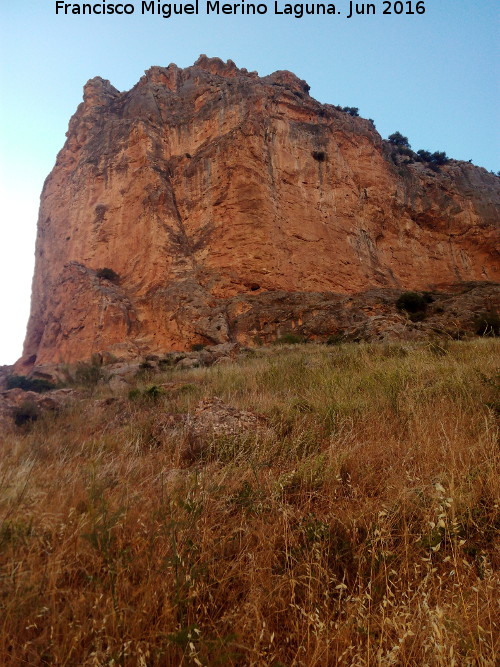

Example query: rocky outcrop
[18,56,500,370]
[0,388,75,431]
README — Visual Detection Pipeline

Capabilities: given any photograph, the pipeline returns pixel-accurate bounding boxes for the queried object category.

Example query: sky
[0,0,499,365]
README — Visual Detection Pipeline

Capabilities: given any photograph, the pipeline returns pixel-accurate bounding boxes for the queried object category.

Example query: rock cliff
[18,56,500,368]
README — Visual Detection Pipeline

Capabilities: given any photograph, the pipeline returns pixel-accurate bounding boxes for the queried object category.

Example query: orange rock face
[19,56,500,367]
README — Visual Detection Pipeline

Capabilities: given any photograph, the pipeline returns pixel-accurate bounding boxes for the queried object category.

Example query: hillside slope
[1,340,499,664]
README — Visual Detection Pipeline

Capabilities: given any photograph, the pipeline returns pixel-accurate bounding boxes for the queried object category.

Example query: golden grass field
[1,339,499,666]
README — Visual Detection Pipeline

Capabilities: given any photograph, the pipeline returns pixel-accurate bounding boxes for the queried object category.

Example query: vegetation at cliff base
[396,291,429,321]
[0,340,498,666]
[5,375,56,393]
[475,309,500,337]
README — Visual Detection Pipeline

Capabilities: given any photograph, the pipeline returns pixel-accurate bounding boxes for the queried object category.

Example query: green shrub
[416,149,432,162]
[475,310,500,337]
[396,292,428,316]
[416,150,450,166]
[6,375,55,393]
[191,344,205,352]
[396,145,415,159]
[13,400,40,426]
[326,332,347,345]
[96,267,119,282]
[128,388,141,401]
[128,385,163,401]
[312,151,326,162]
[422,291,435,303]
[158,356,176,368]
[333,105,359,117]
[274,333,306,345]
[144,385,163,400]
[342,106,359,117]
[74,360,102,387]
[429,151,449,165]
[388,132,410,148]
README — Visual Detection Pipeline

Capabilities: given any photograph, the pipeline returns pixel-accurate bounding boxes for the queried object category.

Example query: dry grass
[0,339,499,666]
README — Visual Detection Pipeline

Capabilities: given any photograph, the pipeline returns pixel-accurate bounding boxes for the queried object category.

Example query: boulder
[188,397,266,440]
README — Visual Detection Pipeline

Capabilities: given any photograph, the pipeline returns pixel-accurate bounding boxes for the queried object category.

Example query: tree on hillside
[388,132,411,148]
[416,149,450,166]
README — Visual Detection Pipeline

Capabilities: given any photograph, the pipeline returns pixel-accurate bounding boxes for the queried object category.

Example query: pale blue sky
[0,0,499,364]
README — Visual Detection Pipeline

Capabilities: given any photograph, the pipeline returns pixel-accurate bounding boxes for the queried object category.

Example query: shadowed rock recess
[18,55,500,369]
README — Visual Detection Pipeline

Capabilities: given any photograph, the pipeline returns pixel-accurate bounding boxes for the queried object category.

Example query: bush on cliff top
[388,131,410,148]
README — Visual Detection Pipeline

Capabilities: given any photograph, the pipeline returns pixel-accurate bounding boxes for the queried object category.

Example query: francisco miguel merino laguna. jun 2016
[55,1,426,18]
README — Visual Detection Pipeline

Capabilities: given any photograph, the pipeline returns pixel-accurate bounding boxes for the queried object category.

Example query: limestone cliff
[19,56,500,367]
